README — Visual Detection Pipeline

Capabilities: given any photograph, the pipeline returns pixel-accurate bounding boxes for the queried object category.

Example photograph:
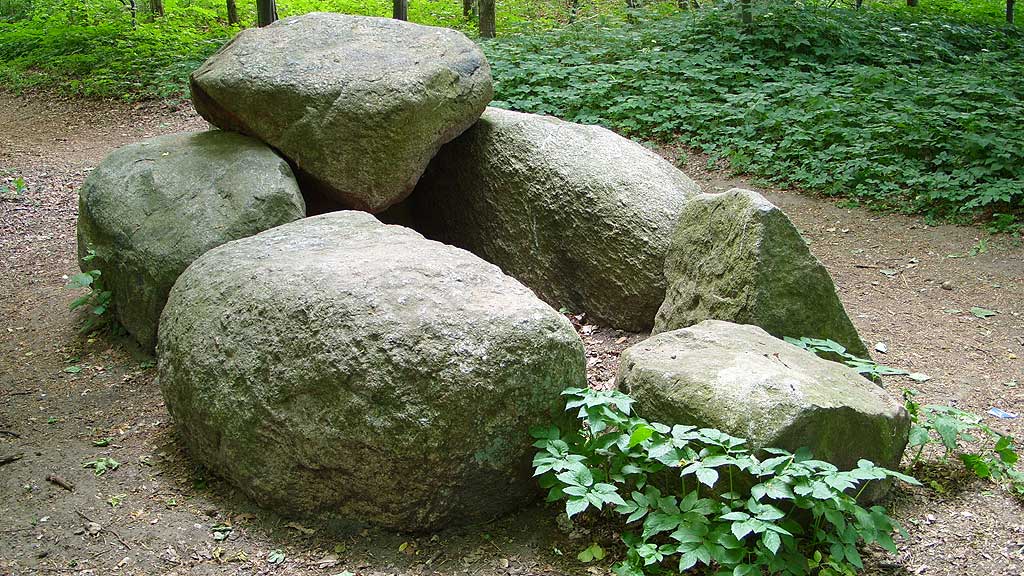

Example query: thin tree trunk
[227,0,239,24]
[463,0,475,18]
[125,0,137,27]
[740,0,752,23]
[257,0,277,27]
[149,0,163,17]
[479,0,495,38]
[906,0,918,7]
[1008,0,1015,23]
[393,0,408,20]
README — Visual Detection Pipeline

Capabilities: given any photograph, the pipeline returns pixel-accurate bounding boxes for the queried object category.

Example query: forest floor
[1,91,1023,576]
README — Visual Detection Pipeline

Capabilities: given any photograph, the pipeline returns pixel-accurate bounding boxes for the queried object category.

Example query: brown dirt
[1,91,1023,576]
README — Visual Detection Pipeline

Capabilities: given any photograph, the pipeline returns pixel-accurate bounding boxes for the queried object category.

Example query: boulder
[409,107,700,331]
[653,188,868,358]
[77,130,305,350]
[157,211,586,531]
[189,13,493,213]
[616,321,909,491]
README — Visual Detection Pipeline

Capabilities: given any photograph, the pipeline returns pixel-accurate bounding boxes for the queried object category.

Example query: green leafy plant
[0,176,26,201]
[791,335,1024,499]
[83,456,120,476]
[783,337,907,380]
[67,249,113,333]
[578,542,607,562]
[533,387,919,575]
[903,389,1024,497]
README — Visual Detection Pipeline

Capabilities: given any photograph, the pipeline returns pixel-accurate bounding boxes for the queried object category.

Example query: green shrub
[533,387,919,575]
[66,249,114,334]
[486,5,1024,224]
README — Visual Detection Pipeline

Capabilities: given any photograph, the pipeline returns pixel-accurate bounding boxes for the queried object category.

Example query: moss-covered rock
[190,13,492,213]
[617,320,909,499]
[653,188,868,358]
[76,130,305,350]
[158,212,585,531]
[409,107,700,331]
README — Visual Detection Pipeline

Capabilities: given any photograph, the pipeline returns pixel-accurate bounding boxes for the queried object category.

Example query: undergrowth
[534,387,919,575]
[67,249,114,334]
[791,335,1024,498]
[486,5,1024,225]
[2,1,1020,223]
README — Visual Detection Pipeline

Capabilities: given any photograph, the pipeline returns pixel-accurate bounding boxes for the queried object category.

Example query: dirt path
[1,91,1022,576]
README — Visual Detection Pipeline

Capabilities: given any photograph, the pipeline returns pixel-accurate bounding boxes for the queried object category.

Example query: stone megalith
[617,320,909,498]
[189,13,493,213]
[158,211,586,531]
[76,130,305,350]
[654,188,868,358]
[410,107,701,331]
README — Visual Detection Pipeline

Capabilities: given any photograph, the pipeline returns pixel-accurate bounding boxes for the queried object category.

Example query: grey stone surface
[158,212,586,531]
[617,320,909,497]
[654,188,868,358]
[190,13,493,213]
[410,107,700,331]
[76,130,305,350]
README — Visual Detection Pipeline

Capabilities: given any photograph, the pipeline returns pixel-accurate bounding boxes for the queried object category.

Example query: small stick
[0,452,24,466]
[75,510,132,550]
[853,263,881,269]
[0,430,20,438]
[46,474,75,492]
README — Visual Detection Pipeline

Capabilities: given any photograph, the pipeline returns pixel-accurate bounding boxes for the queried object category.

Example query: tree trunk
[257,0,277,27]
[1008,0,1015,23]
[740,0,752,23]
[393,0,408,20]
[227,0,239,24]
[479,0,495,38]
[463,0,475,18]
[148,0,163,17]
[906,0,918,7]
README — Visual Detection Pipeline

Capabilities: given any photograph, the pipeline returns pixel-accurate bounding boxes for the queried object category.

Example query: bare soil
[1,91,1022,576]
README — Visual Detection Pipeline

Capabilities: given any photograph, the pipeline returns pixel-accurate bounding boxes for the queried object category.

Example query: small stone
[941,281,954,290]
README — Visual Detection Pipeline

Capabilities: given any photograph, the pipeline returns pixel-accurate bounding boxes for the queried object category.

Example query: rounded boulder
[157,212,585,531]
[189,13,493,213]
[77,130,305,350]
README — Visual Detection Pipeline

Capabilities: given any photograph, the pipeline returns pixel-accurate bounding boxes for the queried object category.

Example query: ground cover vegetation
[1,0,1020,223]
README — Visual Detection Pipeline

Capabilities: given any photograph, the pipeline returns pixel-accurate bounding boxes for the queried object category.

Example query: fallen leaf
[970,307,997,319]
